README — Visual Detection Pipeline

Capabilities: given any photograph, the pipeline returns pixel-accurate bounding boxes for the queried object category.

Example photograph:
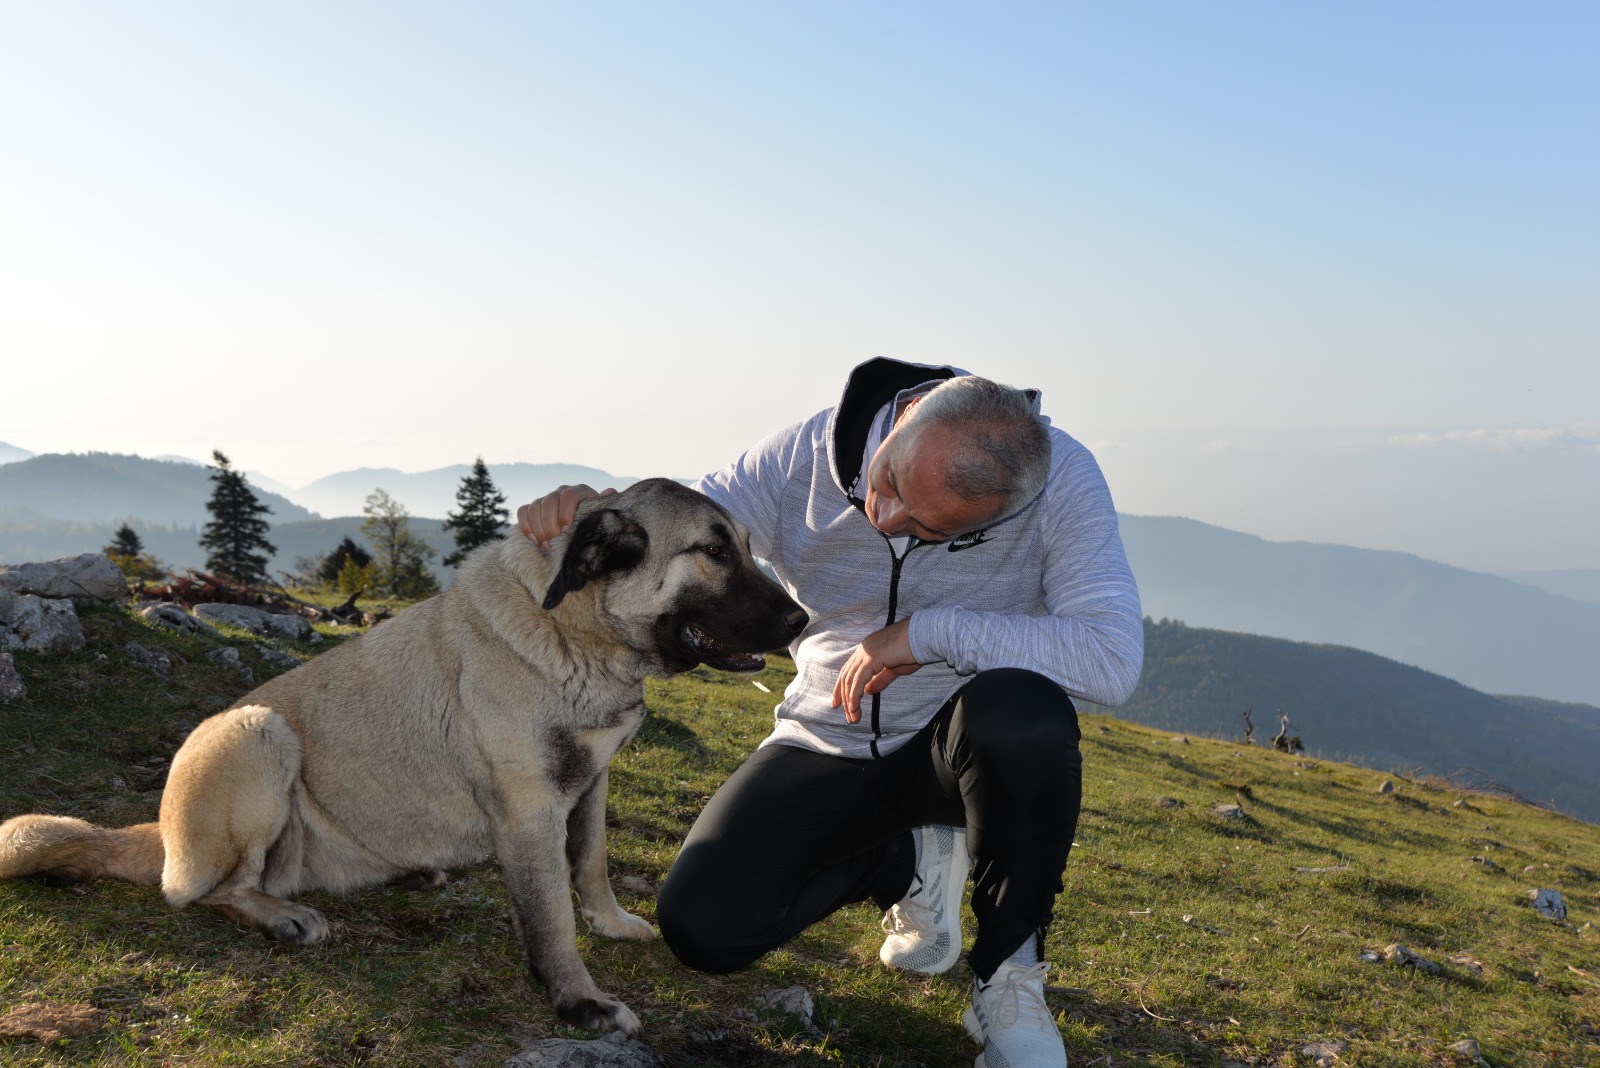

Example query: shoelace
[979,962,1052,1029]
[880,896,938,935]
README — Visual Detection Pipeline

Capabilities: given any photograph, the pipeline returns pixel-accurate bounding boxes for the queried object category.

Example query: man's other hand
[831,617,924,724]
[516,484,615,550]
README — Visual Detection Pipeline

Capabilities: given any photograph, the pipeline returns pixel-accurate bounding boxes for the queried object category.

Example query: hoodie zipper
[869,536,923,758]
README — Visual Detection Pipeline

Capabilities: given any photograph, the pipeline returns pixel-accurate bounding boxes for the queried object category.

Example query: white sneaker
[961,961,1067,1068]
[879,825,968,975]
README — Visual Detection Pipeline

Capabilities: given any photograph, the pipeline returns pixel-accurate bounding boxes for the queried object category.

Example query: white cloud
[1388,424,1600,451]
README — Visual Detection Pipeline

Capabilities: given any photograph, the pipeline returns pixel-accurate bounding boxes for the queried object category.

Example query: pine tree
[317,536,374,585]
[441,457,510,567]
[104,524,144,558]
[199,450,276,585]
[361,488,440,599]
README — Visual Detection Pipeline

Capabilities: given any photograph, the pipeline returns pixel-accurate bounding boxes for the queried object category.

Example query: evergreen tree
[441,457,510,567]
[199,450,276,584]
[361,488,440,599]
[101,523,167,582]
[317,536,374,585]
[104,524,144,558]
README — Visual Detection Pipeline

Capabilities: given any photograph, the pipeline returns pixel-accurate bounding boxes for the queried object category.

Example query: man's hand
[831,617,924,724]
[516,484,616,550]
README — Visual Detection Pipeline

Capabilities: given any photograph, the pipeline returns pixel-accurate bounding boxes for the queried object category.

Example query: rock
[1446,952,1485,974]
[615,874,655,897]
[1171,735,1190,745]
[1468,856,1500,871]
[0,594,86,655]
[0,651,26,703]
[193,603,313,640]
[257,645,303,669]
[1378,780,1394,794]
[135,602,228,640]
[1299,1040,1347,1067]
[1530,888,1568,921]
[0,555,126,602]
[207,646,254,685]
[1448,1038,1489,1066]
[1358,949,1384,964]
[123,641,172,678]
[1383,944,1441,974]
[754,985,817,1031]
[1155,796,1182,808]
[1211,802,1245,821]
[506,1031,661,1067]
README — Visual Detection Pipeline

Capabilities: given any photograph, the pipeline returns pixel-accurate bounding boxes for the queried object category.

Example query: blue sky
[2,2,1595,573]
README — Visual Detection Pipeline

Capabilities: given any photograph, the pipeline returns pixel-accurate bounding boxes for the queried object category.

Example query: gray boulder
[0,555,126,602]
[0,651,25,704]
[1530,888,1568,921]
[506,1032,660,1067]
[193,604,313,641]
[123,641,172,678]
[134,602,227,640]
[0,595,86,656]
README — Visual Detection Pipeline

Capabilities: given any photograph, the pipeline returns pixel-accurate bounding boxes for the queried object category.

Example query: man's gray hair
[898,376,1052,519]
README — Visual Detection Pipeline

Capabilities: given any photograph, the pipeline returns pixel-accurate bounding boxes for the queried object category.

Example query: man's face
[863,420,1005,541]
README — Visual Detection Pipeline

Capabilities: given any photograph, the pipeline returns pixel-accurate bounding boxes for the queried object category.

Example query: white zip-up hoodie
[695,357,1143,760]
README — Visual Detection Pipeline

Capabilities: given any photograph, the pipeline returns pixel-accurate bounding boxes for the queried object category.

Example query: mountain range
[1080,617,1600,823]
[2,450,1598,710]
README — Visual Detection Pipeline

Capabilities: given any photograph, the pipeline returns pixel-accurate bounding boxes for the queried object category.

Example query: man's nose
[874,497,907,534]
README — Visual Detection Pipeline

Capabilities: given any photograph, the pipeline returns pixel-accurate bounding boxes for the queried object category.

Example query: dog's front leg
[494,806,642,1036]
[567,767,654,942]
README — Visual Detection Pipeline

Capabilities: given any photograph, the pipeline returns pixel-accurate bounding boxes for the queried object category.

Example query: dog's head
[542,479,808,675]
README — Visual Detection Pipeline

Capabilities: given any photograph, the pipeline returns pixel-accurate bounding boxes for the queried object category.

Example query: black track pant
[657,668,1082,982]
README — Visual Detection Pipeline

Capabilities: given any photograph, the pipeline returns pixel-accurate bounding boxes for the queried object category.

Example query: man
[520,357,1142,1066]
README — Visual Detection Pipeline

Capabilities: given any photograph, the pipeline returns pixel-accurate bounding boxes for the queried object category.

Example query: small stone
[1384,944,1441,974]
[615,875,655,897]
[1378,780,1394,794]
[206,647,254,685]
[506,1032,660,1067]
[1155,797,1181,808]
[1211,802,1245,821]
[123,641,171,678]
[1171,735,1190,745]
[1299,1040,1347,1067]
[754,984,817,1031]
[1530,888,1567,921]
[258,646,303,669]
[1468,856,1500,871]
[1358,949,1383,964]
[0,651,26,704]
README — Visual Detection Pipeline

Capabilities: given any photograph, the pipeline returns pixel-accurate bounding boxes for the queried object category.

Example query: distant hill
[0,441,34,465]
[0,453,317,526]
[289,463,637,519]
[1120,514,1600,707]
[1083,617,1600,823]
[1495,568,1600,609]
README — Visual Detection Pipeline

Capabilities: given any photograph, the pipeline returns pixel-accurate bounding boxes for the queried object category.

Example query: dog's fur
[0,479,806,1035]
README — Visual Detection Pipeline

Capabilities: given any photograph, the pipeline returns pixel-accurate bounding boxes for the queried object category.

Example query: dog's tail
[0,814,163,886]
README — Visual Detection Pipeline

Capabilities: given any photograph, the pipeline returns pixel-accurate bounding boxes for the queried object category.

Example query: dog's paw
[262,904,330,945]
[588,908,655,942]
[556,993,642,1036]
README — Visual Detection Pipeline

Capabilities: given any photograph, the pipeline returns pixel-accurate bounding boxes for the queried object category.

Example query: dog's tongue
[682,623,766,673]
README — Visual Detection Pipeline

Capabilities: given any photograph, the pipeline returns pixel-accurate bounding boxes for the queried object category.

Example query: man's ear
[541,509,649,610]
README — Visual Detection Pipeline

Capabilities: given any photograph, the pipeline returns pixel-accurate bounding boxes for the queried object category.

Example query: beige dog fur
[0,479,807,1035]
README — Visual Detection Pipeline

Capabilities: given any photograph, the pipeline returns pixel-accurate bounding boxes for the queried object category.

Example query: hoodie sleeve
[692,414,818,564]
[905,440,1145,707]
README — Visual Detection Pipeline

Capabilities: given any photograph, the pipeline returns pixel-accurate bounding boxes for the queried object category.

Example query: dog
[0,478,808,1035]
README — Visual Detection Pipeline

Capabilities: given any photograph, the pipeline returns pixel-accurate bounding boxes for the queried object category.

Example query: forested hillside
[1083,618,1600,823]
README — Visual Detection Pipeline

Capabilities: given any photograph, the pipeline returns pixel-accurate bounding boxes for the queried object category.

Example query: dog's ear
[542,509,649,610]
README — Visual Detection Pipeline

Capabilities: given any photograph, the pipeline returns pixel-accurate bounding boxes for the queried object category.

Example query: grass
[1,600,1597,1065]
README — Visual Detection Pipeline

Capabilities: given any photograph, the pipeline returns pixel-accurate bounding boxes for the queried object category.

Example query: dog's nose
[784,607,809,635]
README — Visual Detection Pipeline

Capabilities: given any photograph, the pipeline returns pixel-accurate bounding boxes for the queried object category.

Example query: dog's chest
[542,700,645,797]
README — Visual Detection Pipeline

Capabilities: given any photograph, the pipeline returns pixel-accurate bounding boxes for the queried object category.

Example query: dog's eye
[703,544,725,559]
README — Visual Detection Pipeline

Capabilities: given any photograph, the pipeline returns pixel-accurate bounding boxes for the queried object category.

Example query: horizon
[3,4,1596,574]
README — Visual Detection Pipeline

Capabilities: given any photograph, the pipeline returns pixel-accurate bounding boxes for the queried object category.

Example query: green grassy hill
[2,604,1597,1066]
[1084,618,1600,825]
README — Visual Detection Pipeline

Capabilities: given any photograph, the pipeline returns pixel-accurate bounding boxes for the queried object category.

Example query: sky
[2,2,1596,574]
